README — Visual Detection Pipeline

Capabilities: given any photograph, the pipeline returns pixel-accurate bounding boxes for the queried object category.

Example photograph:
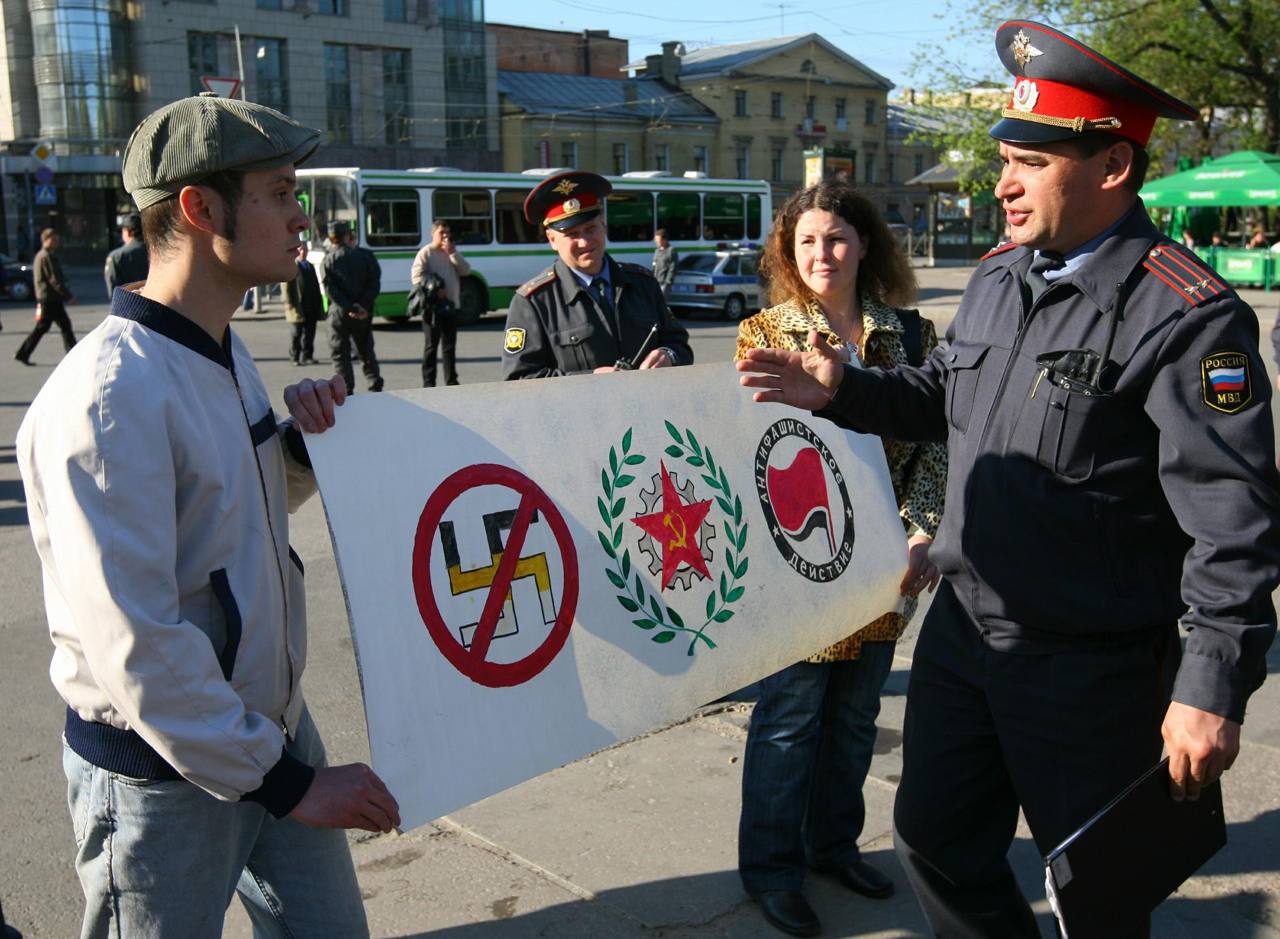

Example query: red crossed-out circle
[412,464,579,688]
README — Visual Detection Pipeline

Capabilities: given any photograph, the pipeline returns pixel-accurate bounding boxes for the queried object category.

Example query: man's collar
[110,289,234,370]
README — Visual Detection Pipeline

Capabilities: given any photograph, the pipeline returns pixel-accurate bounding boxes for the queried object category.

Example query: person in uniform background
[734,178,946,939]
[14,228,76,365]
[411,220,471,387]
[104,213,150,297]
[739,21,1279,937]
[319,221,384,393]
[17,93,398,938]
[652,228,679,300]
[502,171,692,379]
[283,242,324,366]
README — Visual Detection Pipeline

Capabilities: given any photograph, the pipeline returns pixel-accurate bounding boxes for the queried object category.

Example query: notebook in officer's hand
[1043,757,1226,938]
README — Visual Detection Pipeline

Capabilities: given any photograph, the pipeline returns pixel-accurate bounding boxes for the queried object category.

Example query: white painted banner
[306,363,907,831]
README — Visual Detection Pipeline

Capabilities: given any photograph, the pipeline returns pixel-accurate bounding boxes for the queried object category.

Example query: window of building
[561,141,578,169]
[655,144,670,172]
[324,44,352,144]
[605,191,653,242]
[771,92,783,119]
[432,188,492,244]
[805,96,815,120]
[496,189,541,243]
[914,153,925,177]
[188,32,218,96]
[864,153,876,184]
[734,90,747,117]
[692,146,707,174]
[704,192,744,240]
[771,148,784,183]
[657,191,699,240]
[612,142,629,175]
[315,0,349,14]
[384,0,406,20]
[886,156,896,183]
[383,49,410,145]
[800,58,815,74]
[865,99,876,124]
[735,143,749,180]
[363,188,419,246]
[257,0,282,10]
[254,38,288,114]
[835,98,846,120]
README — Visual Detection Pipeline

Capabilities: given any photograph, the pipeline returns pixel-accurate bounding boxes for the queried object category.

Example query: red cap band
[1006,76,1157,145]
[543,192,601,228]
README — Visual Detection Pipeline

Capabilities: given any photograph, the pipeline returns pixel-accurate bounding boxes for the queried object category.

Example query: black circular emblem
[755,419,855,582]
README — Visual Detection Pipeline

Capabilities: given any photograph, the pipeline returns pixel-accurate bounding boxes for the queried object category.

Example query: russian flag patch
[1200,351,1252,414]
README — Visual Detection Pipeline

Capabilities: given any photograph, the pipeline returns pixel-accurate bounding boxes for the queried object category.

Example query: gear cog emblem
[634,469,716,590]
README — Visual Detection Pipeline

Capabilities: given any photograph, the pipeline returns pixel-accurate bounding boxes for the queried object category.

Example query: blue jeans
[64,705,367,939]
[738,641,897,893]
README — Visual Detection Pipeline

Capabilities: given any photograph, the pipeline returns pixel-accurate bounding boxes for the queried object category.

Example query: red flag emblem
[765,446,835,557]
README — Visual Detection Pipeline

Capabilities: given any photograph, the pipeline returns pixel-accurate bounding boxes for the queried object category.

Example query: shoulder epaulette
[979,242,1019,262]
[1142,243,1229,306]
[516,268,557,297]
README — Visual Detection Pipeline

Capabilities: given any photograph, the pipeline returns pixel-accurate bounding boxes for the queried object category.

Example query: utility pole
[234,24,248,101]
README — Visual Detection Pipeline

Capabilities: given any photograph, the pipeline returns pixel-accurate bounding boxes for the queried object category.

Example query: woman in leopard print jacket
[735,179,947,936]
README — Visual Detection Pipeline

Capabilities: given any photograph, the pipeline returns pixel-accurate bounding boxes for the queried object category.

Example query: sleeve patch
[1201,351,1252,414]
[504,327,526,353]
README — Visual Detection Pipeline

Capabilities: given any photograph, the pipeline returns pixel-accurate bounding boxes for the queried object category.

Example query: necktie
[1026,251,1066,302]
[590,276,614,316]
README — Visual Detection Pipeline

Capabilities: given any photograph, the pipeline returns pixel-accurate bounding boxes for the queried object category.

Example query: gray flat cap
[123,93,323,210]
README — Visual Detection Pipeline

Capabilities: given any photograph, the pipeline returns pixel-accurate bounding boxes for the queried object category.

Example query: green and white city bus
[296,167,773,322]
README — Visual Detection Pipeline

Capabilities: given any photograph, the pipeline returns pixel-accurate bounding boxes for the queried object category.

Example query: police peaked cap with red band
[990,21,1198,147]
[524,171,612,232]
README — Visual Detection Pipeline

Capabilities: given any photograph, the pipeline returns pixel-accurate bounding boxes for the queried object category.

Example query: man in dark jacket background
[319,221,383,393]
[103,214,149,297]
[283,243,324,365]
[15,228,77,365]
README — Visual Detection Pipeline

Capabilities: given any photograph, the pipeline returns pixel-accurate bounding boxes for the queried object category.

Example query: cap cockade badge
[563,197,581,213]
[1011,29,1044,68]
[1011,78,1039,112]
[553,179,578,195]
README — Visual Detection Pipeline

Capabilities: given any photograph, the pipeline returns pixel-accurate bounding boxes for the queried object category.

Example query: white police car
[667,244,763,320]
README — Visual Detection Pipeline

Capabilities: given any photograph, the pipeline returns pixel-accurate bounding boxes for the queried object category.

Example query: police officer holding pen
[738,21,1279,937]
[502,171,692,379]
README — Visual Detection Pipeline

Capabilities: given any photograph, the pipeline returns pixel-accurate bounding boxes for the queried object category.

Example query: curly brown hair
[760,179,917,309]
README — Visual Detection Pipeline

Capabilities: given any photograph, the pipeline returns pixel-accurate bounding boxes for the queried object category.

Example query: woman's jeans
[738,641,897,894]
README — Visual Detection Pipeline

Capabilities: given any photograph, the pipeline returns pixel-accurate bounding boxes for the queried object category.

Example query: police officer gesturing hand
[740,20,1280,937]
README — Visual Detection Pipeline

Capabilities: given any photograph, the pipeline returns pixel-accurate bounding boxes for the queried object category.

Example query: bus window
[363,188,421,247]
[656,191,699,241]
[747,194,763,240]
[704,193,744,241]
[433,188,492,245]
[495,188,540,244]
[312,175,358,243]
[606,191,654,242]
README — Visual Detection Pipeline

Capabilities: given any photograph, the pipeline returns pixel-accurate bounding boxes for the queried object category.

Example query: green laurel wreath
[597,423,750,657]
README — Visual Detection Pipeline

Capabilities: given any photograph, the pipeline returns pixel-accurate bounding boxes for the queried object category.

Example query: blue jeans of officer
[893,580,1176,938]
[63,706,368,939]
[739,640,897,893]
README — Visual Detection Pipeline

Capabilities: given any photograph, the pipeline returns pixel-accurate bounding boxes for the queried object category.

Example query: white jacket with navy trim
[18,289,318,813]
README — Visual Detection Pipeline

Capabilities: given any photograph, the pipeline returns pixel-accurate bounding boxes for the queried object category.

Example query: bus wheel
[723,293,747,320]
[457,277,488,324]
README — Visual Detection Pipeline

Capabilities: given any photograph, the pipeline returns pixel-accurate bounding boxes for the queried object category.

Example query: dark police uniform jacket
[821,203,1280,723]
[503,256,693,379]
[319,243,381,317]
[103,239,149,297]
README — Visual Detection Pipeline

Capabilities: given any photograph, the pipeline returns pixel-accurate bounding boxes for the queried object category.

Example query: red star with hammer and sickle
[631,461,713,591]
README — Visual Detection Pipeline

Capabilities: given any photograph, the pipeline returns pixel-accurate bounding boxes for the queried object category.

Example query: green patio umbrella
[1139,151,1280,206]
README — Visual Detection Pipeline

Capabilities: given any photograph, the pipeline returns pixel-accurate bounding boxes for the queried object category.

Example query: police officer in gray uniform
[103,213,149,297]
[739,21,1280,937]
[502,171,692,379]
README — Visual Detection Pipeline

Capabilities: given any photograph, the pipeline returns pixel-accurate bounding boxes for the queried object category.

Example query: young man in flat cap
[17,94,399,938]
[502,171,692,378]
[739,21,1278,936]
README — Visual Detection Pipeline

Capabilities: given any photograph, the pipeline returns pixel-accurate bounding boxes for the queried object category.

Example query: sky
[482,0,1002,91]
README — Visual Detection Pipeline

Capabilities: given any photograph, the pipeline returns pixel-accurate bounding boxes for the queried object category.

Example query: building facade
[0,0,500,260]
[490,24,626,80]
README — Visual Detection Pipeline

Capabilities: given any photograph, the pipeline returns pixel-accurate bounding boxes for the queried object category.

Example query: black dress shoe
[751,890,820,937]
[814,859,895,899]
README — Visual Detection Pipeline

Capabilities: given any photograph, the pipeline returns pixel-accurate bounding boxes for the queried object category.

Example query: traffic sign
[33,166,54,185]
[32,140,56,170]
[201,76,241,98]
[412,463,579,688]
[34,184,56,206]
